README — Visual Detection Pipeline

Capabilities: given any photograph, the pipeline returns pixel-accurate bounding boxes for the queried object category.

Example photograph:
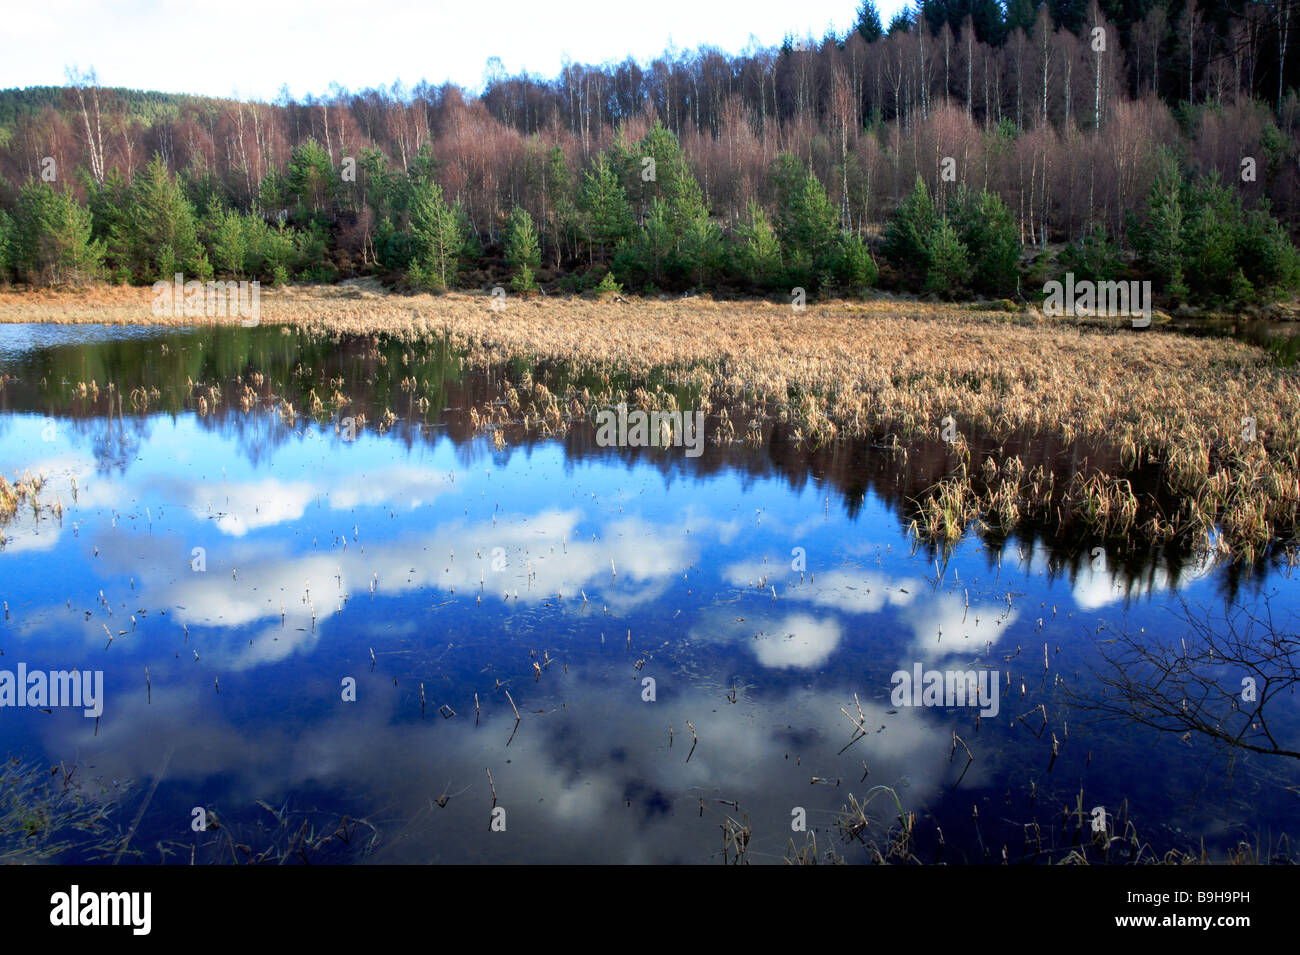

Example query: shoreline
[2,280,1296,328]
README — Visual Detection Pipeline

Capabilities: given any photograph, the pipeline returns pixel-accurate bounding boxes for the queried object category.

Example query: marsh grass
[0,471,61,546]
[0,756,128,863]
[835,786,924,864]
[834,782,1293,865]
[785,831,845,864]
[154,798,381,865]
[5,286,1299,558]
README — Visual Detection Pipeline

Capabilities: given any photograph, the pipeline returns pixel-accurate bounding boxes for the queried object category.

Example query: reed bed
[0,471,60,544]
[0,472,44,522]
[5,285,1298,558]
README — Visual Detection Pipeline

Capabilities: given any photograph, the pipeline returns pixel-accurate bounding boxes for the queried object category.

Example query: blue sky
[3,0,909,101]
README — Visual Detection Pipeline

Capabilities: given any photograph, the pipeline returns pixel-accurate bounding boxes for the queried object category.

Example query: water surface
[0,324,1295,864]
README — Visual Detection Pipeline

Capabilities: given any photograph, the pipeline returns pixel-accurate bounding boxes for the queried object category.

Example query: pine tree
[887,10,913,34]
[620,121,699,219]
[855,0,885,43]
[678,196,721,287]
[834,232,879,290]
[1005,0,1038,35]
[407,178,461,290]
[126,156,209,281]
[734,199,783,289]
[287,139,335,214]
[209,209,250,278]
[948,186,1020,295]
[455,200,481,266]
[11,183,103,285]
[261,222,296,285]
[578,154,633,265]
[407,144,441,189]
[883,175,938,285]
[595,270,623,296]
[611,122,719,288]
[504,206,541,292]
[1143,158,1187,297]
[524,143,574,268]
[624,196,674,287]
[1060,223,1122,285]
[0,210,13,284]
[1183,200,1237,296]
[87,167,134,281]
[772,154,838,284]
[359,148,398,215]
[971,0,1009,44]
[545,146,575,267]
[923,218,972,297]
[1049,0,1087,34]
[1238,202,1300,295]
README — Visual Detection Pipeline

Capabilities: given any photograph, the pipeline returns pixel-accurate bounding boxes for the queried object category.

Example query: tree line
[1,0,1300,305]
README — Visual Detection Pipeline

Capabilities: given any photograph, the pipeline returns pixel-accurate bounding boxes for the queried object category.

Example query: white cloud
[750,612,843,669]
[1071,550,1216,610]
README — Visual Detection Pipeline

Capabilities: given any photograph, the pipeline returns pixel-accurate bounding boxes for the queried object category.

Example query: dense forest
[3,0,1300,305]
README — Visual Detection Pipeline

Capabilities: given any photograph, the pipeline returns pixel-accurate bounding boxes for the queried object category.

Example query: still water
[0,324,1295,864]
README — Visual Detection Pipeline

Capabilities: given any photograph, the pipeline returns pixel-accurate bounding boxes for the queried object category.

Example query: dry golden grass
[0,471,61,545]
[3,284,1297,557]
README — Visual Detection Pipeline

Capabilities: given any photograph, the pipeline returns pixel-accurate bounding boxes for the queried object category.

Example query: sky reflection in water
[0,324,1296,864]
